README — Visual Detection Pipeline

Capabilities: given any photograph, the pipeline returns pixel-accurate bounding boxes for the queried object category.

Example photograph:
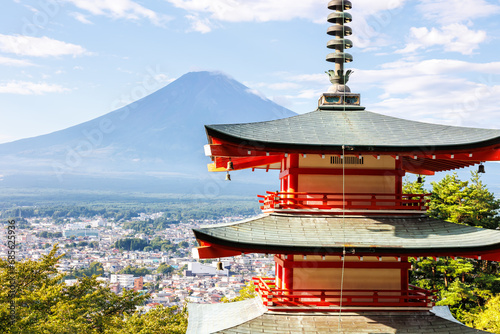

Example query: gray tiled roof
[187,299,488,333]
[187,298,266,334]
[193,214,500,254]
[206,110,500,151]
[216,311,489,333]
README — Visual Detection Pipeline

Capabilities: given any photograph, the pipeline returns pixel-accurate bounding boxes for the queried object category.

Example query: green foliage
[123,217,181,235]
[150,236,177,252]
[118,266,152,277]
[113,237,183,253]
[156,263,175,276]
[0,196,258,223]
[428,172,500,229]
[114,238,149,251]
[0,245,147,333]
[465,295,500,333]
[402,176,428,195]
[88,241,99,248]
[65,261,105,279]
[106,305,188,334]
[220,282,257,303]
[0,245,190,333]
[37,231,63,238]
[405,172,500,331]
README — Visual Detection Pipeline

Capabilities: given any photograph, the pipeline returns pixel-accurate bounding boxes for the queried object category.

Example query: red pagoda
[187,1,500,333]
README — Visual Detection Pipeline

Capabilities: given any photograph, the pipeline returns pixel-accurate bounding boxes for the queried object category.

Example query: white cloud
[186,14,213,33]
[153,73,175,85]
[167,0,408,40]
[249,81,302,91]
[261,59,500,129]
[63,0,171,26]
[167,0,325,23]
[246,88,269,101]
[0,34,88,57]
[351,59,500,128]
[0,81,70,95]
[71,12,93,24]
[0,56,35,67]
[396,24,487,55]
[291,73,326,83]
[417,0,500,24]
[267,82,301,90]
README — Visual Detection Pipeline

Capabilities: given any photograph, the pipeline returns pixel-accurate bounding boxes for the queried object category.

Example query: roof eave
[193,228,500,261]
[206,126,500,155]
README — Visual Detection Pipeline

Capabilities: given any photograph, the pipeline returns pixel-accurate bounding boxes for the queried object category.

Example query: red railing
[258,191,431,214]
[252,277,436,311]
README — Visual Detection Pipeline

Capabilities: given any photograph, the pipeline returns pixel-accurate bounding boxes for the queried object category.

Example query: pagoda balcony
[252,277,436,312]
[258,191,431,215]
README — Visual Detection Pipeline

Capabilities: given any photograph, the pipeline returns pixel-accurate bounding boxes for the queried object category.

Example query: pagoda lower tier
[193,213,500,314]
[193,213,500,261]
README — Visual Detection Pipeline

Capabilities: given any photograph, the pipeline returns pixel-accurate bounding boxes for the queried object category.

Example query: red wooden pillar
[400,256,409,291]
[395,158,403,195]
[282,256,294,291]
[275,257,283,289]
[280,157,287,192]
[275,261,279,288]
[288,154,299,193]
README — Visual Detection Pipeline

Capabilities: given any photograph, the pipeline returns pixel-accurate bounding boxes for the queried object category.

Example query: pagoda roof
[193,214,500,260]
[206,109,500,152]
[187,299,487,333]
[215,311,487,333]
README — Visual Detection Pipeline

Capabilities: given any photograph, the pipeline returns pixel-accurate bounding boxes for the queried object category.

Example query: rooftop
[187,299,488,333]
[193,214,500,260]
[206,109,500,152]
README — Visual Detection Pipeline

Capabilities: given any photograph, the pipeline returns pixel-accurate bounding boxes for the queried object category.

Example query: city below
[0,211,275,311]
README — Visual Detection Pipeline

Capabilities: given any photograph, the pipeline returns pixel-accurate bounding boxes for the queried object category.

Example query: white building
[186,261,229,276]
[110,274,135,288]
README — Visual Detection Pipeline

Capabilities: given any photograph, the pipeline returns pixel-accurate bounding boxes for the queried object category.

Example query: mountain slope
[0,71,296,193]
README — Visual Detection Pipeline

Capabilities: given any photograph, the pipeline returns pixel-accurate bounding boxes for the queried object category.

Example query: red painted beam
[275,258,411,269]
[214,155,282,170]
[194,245,242,259]
[207,136,500,161]
[280,168,406,178]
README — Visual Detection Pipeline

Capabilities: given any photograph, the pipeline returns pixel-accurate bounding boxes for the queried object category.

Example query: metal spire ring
[326,0,353,88]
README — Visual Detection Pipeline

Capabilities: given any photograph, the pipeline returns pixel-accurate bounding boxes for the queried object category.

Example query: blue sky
[1,0,500,144]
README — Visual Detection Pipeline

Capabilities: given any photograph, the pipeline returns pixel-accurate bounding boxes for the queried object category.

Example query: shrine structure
[187,1,500,333]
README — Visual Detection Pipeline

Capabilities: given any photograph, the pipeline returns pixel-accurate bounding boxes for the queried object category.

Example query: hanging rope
[338,142,347,332]
[338,25,349,332]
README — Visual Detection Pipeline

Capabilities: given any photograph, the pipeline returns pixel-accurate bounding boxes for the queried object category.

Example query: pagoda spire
[326,0,353,93]
[319,0,361,109]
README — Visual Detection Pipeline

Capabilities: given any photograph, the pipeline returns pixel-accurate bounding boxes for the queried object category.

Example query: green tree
[157,263,174,276]
[405,172,500,325]
[0,245,147,333]
[402,175,427,195]
[119,266,152,277]
[466,294,500,333]
[114,238,149,251]
[429,172,500,229]
[66,261,105,279]
[220,282,257,303]
[106,305,187,334]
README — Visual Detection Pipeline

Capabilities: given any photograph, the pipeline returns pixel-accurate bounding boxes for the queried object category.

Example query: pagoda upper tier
[204,108,500,175]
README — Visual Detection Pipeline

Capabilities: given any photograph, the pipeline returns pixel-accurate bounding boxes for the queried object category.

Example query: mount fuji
[0,71,296,194]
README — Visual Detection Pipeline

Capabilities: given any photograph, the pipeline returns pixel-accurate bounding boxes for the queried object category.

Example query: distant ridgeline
[0,71,295,194]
